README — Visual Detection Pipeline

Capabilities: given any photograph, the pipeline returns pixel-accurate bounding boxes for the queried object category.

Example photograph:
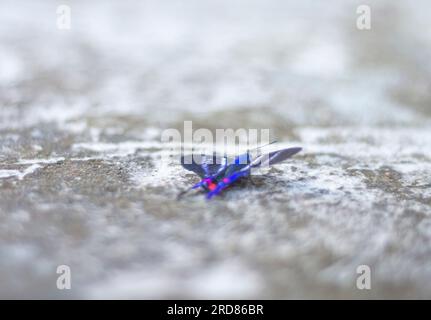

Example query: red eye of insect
[208,183,217,191]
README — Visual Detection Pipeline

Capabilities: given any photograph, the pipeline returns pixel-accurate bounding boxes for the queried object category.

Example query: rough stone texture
[1,0,431,299]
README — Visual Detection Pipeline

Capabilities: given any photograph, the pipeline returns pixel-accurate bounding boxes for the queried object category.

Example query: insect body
[179,146,301,199]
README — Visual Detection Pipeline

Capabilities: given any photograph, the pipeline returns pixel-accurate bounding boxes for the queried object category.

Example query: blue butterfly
[179,144,301,199]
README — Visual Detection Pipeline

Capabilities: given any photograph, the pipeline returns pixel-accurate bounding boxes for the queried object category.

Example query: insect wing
[247,147,302,169]
[221,152,251,177]
[181,154,229,178]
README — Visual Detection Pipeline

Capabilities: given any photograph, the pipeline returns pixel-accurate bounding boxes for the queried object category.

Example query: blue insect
[178,143,301,199]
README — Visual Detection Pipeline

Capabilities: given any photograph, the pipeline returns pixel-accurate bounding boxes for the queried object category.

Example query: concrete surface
[0,0,431,298]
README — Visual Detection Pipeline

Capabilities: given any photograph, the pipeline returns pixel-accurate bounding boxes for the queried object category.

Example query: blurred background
[0,0,431,298]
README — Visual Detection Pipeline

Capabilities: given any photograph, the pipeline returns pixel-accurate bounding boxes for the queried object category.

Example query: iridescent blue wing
[223,152,252,177]
[246,147,302,169]
[181,154,230,178]
[206,147,302,199]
